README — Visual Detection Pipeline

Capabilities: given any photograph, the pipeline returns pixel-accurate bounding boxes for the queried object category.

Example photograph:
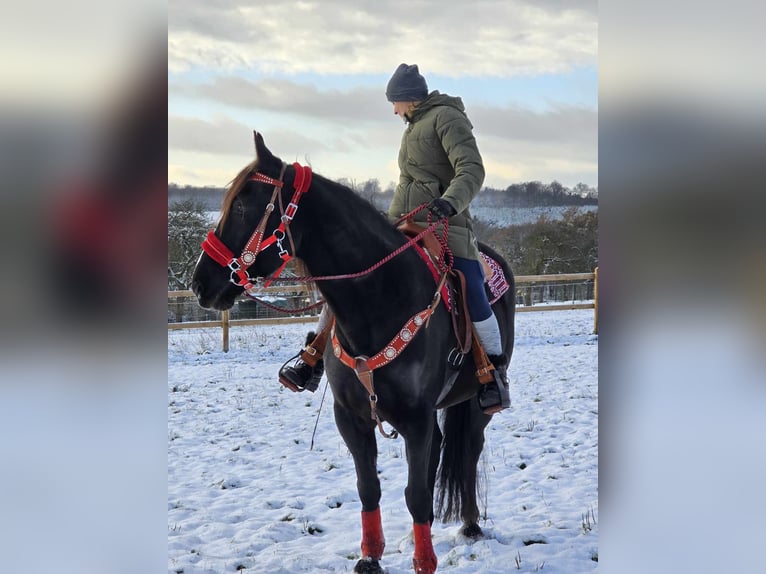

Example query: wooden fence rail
[168,269,598,351]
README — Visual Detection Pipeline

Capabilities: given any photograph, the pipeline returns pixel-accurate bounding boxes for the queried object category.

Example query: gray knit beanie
[385,63,428,102]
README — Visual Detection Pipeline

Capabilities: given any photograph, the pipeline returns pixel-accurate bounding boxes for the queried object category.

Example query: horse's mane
[310,171,408,248]
[314,172,390,218]
[218,159,258,228]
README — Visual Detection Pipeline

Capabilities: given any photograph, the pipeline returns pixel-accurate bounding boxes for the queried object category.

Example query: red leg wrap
[412,522,437,574]
[360,507,385,560]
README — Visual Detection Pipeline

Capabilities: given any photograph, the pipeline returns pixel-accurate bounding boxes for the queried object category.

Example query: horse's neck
[296,185,433,344]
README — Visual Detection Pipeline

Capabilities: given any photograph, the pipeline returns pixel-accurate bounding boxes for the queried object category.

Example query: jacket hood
[409,91,466,121]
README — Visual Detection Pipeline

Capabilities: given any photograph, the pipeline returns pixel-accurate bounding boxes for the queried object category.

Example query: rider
[279,63,510,414]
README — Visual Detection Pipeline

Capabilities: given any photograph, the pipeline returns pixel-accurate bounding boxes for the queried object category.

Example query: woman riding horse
[280,63,511,414]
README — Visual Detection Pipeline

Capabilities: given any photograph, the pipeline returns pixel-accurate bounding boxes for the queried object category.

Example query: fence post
[222,310,230,352]
[593,267,599,334]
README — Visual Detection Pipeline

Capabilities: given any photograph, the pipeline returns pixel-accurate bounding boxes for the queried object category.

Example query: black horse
[191,133,515,574]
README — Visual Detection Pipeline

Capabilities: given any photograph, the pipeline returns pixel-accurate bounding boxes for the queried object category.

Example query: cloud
[171,77,595,152]
[472,103,597,146]
[170,77,387,122]
[473,104,597,187]
[168,0,596,76]
[169,114,330,156]
[168,115,255,155]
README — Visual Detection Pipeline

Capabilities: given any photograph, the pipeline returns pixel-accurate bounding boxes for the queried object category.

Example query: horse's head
[191,131,296,310]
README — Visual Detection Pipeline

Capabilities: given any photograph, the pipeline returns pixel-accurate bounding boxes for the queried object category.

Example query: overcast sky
[168,0,597,190]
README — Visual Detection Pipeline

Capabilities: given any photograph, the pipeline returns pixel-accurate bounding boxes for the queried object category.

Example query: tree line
[168,179,598,212]
[473,208,598,276]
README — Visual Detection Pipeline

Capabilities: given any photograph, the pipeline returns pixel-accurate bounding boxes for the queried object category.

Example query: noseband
[201,162,313,290]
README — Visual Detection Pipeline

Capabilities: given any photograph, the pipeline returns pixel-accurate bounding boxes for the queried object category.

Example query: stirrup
[278,353,304,393]
[478,358,510,415]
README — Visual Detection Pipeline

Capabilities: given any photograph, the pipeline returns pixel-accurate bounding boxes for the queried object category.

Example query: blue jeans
[452,256,492,322]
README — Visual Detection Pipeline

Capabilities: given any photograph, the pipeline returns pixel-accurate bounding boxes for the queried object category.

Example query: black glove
[428,198,456,219]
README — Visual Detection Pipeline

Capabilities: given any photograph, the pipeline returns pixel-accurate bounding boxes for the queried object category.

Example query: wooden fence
[168,269,598,351]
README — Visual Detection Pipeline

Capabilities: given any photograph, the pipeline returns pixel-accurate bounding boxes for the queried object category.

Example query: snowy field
[470,205,597,227]
[168,309,598,573]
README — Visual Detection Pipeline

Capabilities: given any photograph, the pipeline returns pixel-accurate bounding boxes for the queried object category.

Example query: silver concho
[400,328,412,341]
[242,252,255,264]
[414,315,424,326]
[384,347,396,359]
[334,344,341,357]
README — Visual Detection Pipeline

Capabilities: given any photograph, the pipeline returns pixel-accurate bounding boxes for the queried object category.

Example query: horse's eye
[233,198,245,218]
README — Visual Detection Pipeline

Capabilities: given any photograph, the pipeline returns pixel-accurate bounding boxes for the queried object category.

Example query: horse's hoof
[462,522,484,539]
[353,557,384,574]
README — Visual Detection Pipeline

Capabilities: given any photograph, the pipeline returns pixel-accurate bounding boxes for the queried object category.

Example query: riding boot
[278,331,325,392]
[477,354,511,415]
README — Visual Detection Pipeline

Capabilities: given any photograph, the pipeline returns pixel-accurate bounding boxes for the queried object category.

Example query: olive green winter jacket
[388,91,485,260]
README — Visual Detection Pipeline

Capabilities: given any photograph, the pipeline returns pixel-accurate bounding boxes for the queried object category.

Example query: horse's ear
[253,130,271,161]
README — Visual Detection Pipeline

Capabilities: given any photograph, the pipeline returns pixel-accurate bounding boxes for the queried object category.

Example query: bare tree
[168,199,210,290]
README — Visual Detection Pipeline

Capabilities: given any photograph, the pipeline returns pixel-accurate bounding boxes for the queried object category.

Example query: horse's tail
[435,399,485,523]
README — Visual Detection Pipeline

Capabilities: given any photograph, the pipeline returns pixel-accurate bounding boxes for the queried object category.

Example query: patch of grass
[302,519,323,535]
[581,505,597,534]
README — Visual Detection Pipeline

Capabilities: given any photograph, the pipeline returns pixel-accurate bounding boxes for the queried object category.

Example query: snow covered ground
[471,205,597,227]
[168,309,598,573]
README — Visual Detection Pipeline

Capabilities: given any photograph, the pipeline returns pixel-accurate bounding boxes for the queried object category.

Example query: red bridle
[201,162,313,290]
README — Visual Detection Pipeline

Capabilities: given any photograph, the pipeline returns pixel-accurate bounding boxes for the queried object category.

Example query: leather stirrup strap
[299,322,331,367]
[471,324,496,384]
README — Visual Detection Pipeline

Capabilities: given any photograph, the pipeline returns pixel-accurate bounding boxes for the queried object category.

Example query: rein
[260,215,448,285]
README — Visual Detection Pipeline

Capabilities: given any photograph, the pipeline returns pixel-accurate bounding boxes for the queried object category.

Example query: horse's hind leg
[460,404,491,539]
[333,403,385,573]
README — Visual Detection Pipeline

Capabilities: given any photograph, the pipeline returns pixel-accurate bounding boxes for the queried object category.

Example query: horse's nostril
[191,279,203,298]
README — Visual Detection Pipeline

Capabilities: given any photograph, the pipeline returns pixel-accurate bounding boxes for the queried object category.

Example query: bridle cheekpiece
[201,162,313,291]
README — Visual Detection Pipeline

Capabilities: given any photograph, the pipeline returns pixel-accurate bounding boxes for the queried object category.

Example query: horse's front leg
[333,402,385,574]
[403,416,439,574]
[427,412,442,526]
